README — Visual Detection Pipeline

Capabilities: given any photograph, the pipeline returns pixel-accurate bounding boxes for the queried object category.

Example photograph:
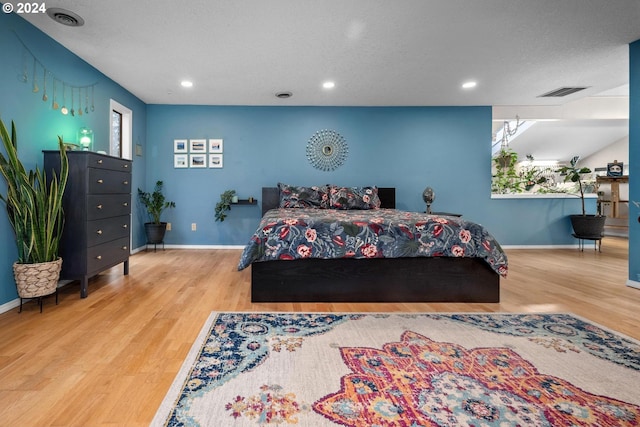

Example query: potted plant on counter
[557,156,605,238]
[138,181,175,244]
[0,118,68,312]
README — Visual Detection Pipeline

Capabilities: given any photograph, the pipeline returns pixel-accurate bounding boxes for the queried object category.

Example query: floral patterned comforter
[237,208,508,276]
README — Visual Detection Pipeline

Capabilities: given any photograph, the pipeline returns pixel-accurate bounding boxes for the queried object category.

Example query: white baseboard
[502,245,579,249]
[0,298,20,315]
[627,280,640,290]
[134,244,246,251]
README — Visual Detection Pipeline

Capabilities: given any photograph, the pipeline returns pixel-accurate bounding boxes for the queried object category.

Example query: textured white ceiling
[19,0,640,106]
[17,0,640,161]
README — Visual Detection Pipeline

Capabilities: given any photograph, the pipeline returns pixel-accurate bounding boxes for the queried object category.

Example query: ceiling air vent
[47,8,85,27]
[538,87,588,97]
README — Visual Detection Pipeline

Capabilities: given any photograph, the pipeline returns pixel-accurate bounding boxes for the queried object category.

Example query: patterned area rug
[151,313,640,426]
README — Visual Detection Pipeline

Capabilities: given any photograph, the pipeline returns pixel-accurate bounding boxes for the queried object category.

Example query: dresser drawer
[87,237,130,273]
[87,194,131,220]
[87,216,130,247]
[86,153,132,172]
[88,168,131,194]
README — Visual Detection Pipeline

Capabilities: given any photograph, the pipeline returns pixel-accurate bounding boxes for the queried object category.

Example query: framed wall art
[209,154,223,168]
[607,161,624,177]
[209,139,223,153]
[190,139,207,153]
[174,154,188,168]
[174,139,188,153]
[190,154,207,168]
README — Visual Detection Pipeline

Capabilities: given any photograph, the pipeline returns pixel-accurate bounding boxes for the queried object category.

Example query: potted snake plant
[0,118,69,308]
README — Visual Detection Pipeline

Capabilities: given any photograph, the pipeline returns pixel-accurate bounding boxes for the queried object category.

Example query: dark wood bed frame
[250,187,500,303]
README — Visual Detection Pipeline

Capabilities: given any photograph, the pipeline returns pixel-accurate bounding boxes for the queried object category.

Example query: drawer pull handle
[122,246,128,250]
[123,164,129,168]
[123,202,128,207]
[96,255,102,260]
[123,181,129,185]
[122,224,128,229]
[97,179,104,184]
[97,159,103,164]
[97,204,103,210]
[96,230,103,235]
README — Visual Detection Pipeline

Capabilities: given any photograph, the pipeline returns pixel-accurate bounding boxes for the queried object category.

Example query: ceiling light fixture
[462,81,477,89]
[322,81,335,89]
[180,80,193,88]
[46,8,85,27]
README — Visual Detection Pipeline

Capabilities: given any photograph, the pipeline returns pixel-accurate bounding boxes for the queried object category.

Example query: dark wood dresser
[43,151,132,298]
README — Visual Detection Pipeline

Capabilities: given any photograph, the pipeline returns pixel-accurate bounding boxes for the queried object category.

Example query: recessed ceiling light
[322,81,335,89]
[181,80,193,88]
[462,81,477,89]
[275,91,292,99]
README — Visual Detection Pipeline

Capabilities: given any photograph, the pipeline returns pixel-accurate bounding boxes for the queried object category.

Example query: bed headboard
[261,187,396,216]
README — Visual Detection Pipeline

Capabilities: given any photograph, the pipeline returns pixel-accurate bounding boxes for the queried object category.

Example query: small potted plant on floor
[557,156,605,238]
[138,181,175,244]
[0,118,68,311]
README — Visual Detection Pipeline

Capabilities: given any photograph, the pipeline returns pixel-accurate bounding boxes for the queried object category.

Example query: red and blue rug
[152,313,640,426]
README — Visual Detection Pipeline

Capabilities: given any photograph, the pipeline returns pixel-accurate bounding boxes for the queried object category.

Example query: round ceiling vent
[47,8,85,27]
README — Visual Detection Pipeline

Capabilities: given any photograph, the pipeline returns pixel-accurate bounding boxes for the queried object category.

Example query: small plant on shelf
[215,189,236,222]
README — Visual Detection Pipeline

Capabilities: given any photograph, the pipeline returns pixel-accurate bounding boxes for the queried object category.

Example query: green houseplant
[0,118,69,305]
[557,156,605,237]
[492,147,521,194]
[138,181,175,243]
[215,190,236,222]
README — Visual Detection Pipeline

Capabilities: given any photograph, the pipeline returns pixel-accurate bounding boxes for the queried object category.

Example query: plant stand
[572,234,602,252]
[146,241,165,252]
[19,289,59,313]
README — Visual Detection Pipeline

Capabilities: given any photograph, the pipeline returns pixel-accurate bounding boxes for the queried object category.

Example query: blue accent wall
[146,105,587,248]
[630,39,639,283]
[0,11,147,305]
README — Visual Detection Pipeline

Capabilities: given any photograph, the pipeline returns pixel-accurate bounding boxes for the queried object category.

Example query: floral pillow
[329,186,381,209]
[278,183,330,208]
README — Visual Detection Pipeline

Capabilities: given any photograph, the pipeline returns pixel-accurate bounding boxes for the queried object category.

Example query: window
[109,99,132,160]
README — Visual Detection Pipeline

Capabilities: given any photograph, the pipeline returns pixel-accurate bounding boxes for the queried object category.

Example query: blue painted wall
[146,105,587,248]
[0,12,147,305]
[630,39,639,283]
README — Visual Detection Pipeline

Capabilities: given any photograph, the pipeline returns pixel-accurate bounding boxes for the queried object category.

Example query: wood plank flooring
[0,238,637,426]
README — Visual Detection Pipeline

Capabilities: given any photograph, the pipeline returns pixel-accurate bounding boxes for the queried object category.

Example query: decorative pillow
[329,186,381,209]
[278,183,330,208]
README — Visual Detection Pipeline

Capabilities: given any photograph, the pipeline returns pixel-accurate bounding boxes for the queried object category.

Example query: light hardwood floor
[0,238,638,426]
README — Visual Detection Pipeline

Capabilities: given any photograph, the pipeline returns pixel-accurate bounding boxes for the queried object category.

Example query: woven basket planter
[13,258,62,298]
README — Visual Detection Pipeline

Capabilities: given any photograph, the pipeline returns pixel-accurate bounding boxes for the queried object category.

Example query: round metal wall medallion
[306,129,348,171]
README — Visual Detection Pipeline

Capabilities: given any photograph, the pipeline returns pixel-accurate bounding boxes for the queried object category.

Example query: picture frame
[190,139,207,153]
[190,154,207,168]
[209,154,223,168]
[174,154,188,168]
[209,138,223,153]
[174,139,188,153]
[607,161,624,177]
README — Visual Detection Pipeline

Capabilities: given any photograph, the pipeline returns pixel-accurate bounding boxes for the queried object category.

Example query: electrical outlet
[166,222,171,231]
[191,223,197,231]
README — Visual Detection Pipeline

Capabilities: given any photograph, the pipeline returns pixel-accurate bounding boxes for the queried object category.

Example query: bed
[238,185,507,303]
